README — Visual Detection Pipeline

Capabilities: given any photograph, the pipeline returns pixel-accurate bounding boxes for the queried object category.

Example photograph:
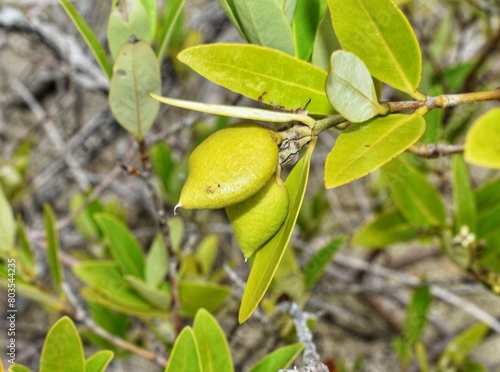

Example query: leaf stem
[312,115,348,136]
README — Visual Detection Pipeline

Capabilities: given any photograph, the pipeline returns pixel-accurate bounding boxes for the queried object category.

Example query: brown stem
[406,144,465,158]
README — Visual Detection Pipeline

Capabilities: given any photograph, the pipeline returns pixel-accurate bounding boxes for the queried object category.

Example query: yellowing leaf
[464,108,500,169]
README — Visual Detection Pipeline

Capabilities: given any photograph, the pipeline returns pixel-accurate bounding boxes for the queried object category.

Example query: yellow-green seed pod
[226,177,289,258]
[178,123,281,209]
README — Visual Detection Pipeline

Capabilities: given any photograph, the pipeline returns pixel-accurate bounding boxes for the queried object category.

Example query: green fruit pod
[226,177,289,258]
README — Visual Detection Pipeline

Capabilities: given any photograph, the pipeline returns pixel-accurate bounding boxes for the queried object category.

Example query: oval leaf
[85,350,114,372]
[193,309,233,372]
[326,50,385,122]
[124,275,170,310]
[145,234,168,287]
[165,328,202,372]
[328,0,423,97]
[109,39,160,140]
[239,139,316,323]
[452,156,477,234]
[43,204,64,298]
[248,343,304,372]
[177,44,335,115]
[324,113,425,188]
[179,280,231,317]
[40,317,85,372]
[464,108,500,169]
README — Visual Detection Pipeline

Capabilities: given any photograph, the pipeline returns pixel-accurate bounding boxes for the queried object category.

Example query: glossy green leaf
[165,327,202,372]
[107,0,152,59]
[145,234,168,287]
[352,208,419,247]
[328,0,423,97]
[476,178,500,213]
[248,343,304,372]
[233,0,294,55]
[381,155,446,228]
[293,0,326,60]
[86,350,114,372]
[324,114,425,188]
[109,39,160,140]
[312,8,340,71]
[40,317,85,372]
[303,235,345,289]
[452,156,477,234]
[150,94,316,127]
[193,309,233,372]
[0,186,15,252]
[95,213,145,278]
[195,234,218,276]
[326,51,385,122]
[58,0,112,79]
[177,44,334,115]
[179,280,231,317]
[156,0,185,59]
[438,323,488,368]
[43,204,64,298]
[464,108,500,169]
[168,216,185,253]
[239,139,316,323]
[125,275,170,310]
[8,365,32,372]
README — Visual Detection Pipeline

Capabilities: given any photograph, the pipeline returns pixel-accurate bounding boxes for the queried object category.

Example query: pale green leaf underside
[239,139,316,323]
[328,0,422,97]
[464,108,500,169]
[177,43,335,115]
[150,93,316,127]
[326,50,384,122]
[324,113,425,188]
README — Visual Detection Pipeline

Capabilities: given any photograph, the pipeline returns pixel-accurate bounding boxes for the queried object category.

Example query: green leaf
[193,309,234,372]
[248,343,304,372]
[239,139,316,323]
[326,51,385,122]
[216,0,245,36]
[464,108,500,169]
[150,95,316,127]
[95,213,145,278]
[352,208,419,247]
[381,155,446,228]
[0,280,64,311]
[168,216,185,253]
[124,275,170,310]
[303,235,345,289]
[40,317,85,372]
[177,43,334,115]
[452,156,477,234]
[87,302,129,339]
[145,234,168,287]
[86,350,114,372]
[140,0,157,41]
[165,328,202,372]
[404,286,432,344]
[156,0,185,59]
[328,0,423,97]
[312,8,340,71]
[109,39,161,141]
[477,203,500,243]
[324,114,425,188]
[58,0,112,79]
[476,178,500,213]
[70,194,105,240]
[438,323,488,368]
[233,0,294,55]
[16,217,35,277]
[8,365,32,372]
[107,0,152,59]
[0,186,15,252]
[151,142,180,202]
[43,204,64,298]
[195,234,218,276]
[179,280,231,317]
[292,0,326,60]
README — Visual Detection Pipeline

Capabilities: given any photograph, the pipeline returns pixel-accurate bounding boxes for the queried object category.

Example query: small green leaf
[193,309,234,372]
[151,142,179,202]
[58,0,112,79]
[16,217,35,277]
[239,139,316,323]
[43,204,64,298]
[40,317,85,372]
[324,114,425,188]
[352,208,419,247]
[326,50,385,122]
[177,44,334,115]
[438,323,488,368]
[168,216,185,253]
[312,8,340,71]
[140,0,157,40]
[165,328,202,372]
[95,213,145,278]
[464,108,500,169]
[150,94,316,127]
[0,280,64,311]
[303,235,345,289]
[145,234,168,287]
[86,350,114,372]
[195,234,218,277]
[328,0,423,97]
[216,0,245,36]
[476,178,500,213]
[109,39,160,140]
[477,203,500,244]
[381,155,446,228]
[0,186,15,252]
[179,280,231,317]
[70,194,104,240]
[107,0,152,59]
[452,156,477,234]
[293,0,326,61]
[124,275,170,310]
[233,0,294,55]
[156,0,185,59]
[248,343,304,372]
